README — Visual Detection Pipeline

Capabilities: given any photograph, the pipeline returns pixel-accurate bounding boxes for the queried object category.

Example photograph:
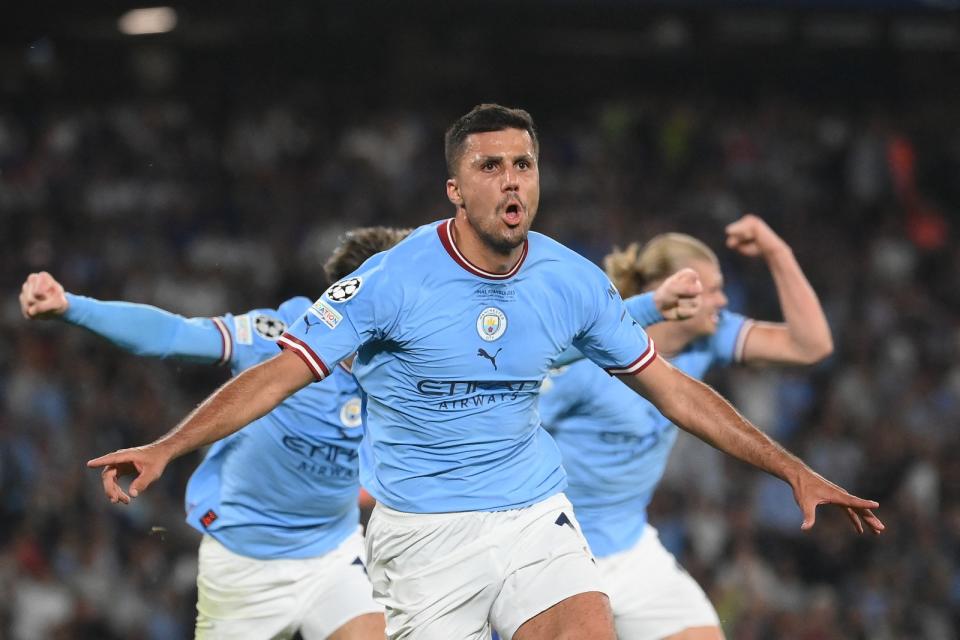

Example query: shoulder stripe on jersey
[606,339,657,375]
[211,317,232,366]
[278,333,331,380]
[733,319,756,363]
[437,219,528,280]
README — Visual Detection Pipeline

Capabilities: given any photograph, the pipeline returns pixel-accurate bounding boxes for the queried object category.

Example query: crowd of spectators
[2,55,960,638]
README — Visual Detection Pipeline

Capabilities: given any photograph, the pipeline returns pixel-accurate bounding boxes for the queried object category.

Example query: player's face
[447,128,539,254]
[684,259,727,336]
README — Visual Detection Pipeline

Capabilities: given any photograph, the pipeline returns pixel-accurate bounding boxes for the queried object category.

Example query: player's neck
[451,215,525,275]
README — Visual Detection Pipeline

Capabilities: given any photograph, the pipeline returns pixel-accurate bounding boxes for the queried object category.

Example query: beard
[464,194,536,255]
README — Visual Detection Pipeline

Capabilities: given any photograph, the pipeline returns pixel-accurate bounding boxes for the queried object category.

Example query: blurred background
[3,1,960,638]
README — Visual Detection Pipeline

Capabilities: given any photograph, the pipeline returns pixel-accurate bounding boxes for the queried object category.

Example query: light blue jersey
[64,294,364,560]
[539,303,752,557]
[281,219,655,514]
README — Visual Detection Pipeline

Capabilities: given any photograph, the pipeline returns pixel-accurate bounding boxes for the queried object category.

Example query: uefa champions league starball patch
[325,277,363,303]
[254,314,286,340]
[476,307,507,342]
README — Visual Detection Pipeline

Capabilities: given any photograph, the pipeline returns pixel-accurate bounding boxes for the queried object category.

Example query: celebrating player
[87,105,883,640]
[20,226,410,640]
[540,217,836,639]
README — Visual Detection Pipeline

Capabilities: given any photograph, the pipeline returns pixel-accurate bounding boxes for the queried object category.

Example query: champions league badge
[325,276,363,303]
[476,307,507,342]
[254,314,286,341]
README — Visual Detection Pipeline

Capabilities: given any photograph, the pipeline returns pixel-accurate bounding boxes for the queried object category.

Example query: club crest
[476,307,507,342]
[340,397,363,429]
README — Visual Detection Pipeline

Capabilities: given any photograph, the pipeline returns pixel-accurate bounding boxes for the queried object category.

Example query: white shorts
[195,528,381,639]
[365,493,605,640]
[597,525,720,640]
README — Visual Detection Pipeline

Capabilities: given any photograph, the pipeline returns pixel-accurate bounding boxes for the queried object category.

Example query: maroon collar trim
[436,219,528,280]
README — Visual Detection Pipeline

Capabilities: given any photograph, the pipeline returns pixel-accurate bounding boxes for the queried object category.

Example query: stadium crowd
[2,85,959,638]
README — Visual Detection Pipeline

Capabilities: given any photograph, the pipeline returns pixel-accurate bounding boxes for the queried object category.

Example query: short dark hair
[444,104,540,176]
[324,226,412,283]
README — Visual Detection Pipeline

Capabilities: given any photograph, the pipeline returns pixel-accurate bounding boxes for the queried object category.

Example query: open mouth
[503,202,523,226]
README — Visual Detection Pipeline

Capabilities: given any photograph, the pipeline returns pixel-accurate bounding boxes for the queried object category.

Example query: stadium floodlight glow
[117,7,177,36]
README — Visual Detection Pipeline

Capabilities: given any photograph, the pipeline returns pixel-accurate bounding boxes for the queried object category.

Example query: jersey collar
[437,219,528,280]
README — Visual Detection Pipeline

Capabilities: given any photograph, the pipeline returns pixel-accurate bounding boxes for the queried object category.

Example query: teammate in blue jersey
[87,104,883,640]
[540,217,836,640]
[20,226,410,640]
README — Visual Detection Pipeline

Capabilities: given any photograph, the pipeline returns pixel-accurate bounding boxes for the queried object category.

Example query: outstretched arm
[620,356,883,534]
[20,271,226,363]
[86,349,314,503]
[725,215,833,365]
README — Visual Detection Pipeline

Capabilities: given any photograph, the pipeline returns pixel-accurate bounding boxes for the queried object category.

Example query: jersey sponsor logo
[282,435,360,479]
[476,347,502,370]
[477,307,507,341]
[415,379,540,397]
[254,314,286,341]
[309,299,343,329]
[234,314,253,345]
[415,378,541,410]
[325,276,363,303]
[607,283,619,300]
[339,397,363,429]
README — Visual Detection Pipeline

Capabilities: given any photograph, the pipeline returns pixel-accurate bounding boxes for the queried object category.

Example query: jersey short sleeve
[279,255,400,380]
[214,297,312,374]
[711,309,753,366]
[623,292,665,328]
[570,264,656,375]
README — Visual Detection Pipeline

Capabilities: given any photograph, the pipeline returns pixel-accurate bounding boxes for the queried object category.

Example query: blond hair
[604,233,718,298]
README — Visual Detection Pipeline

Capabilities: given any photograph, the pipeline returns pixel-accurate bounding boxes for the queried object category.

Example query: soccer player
[87,104,883,640]
[19,226,411,640]
[539,217,835,640]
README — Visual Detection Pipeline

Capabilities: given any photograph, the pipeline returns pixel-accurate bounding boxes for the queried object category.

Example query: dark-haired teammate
[88,105,883,640]
[21,227,410,640]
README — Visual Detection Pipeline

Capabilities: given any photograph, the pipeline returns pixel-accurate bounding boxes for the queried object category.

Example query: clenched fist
[725,214,789,259]
[654,267,703,321]
[20,271,69,320]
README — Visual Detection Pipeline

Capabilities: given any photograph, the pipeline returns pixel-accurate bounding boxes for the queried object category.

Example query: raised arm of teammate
[20,271,225,363]
[87,349,314,503]
[725,214,834,365]
[620,357,883,535]
[19,271,317,503]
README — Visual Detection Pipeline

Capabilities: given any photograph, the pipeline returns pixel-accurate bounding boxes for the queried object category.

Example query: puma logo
[303,315,320,333]
[476,347,502,370]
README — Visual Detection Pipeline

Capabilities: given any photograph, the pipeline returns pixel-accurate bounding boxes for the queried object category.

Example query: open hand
[87,445,171,504]
[791,467,884,535]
